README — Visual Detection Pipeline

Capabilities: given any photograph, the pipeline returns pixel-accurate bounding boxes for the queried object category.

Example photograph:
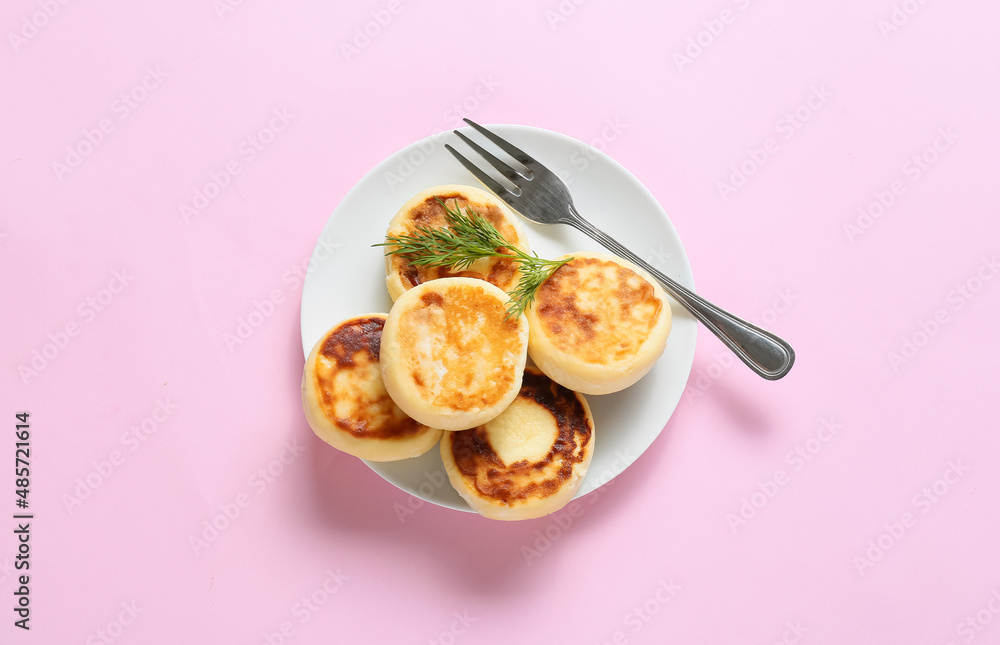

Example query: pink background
[2,1,998,643]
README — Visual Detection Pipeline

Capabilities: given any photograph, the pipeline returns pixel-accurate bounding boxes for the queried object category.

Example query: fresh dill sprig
[376,197,570,318]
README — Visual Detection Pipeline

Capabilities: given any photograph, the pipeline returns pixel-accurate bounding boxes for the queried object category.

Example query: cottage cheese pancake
[380,277,529,431]
[302,314,442,461]
[525,251,671,395]
[383,184,529,301]
[441,368,595,521]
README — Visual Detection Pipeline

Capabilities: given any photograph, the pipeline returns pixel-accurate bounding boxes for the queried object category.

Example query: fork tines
[445,119,536,198]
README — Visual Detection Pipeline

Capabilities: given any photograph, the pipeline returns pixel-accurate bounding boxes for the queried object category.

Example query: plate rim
[300,123,698,513]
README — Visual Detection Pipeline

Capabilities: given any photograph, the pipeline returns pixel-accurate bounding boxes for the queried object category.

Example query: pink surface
[2,1,998,643]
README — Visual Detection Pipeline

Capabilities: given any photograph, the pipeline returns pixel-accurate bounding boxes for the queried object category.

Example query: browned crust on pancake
[320,316,382,368]
[397,283,523,411]
[313,316,425,439]
[449,369,592,503]
[389,194,520,290]
[534,256,663,363]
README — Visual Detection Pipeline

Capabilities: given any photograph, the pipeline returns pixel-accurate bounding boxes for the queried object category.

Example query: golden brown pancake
[525,251,671,394]
[379,277,529,431]
[441,368,595,520]
[383,184,529,301]
[301,314,442,461]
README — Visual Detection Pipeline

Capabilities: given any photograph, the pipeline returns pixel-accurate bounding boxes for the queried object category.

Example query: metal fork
[445,118,795,380]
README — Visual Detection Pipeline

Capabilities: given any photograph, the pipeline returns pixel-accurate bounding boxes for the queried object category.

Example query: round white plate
[300,124,697,512]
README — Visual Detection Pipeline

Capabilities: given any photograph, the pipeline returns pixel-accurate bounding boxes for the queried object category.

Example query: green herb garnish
[376,198,570,318]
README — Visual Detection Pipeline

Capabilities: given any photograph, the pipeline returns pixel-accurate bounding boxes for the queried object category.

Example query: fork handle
[566,206,795,380]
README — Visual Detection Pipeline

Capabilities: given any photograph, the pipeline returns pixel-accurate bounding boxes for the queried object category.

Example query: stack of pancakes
[301,185,671,521]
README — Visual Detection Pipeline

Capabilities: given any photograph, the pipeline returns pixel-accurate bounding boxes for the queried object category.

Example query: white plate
[300,124,697,512]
